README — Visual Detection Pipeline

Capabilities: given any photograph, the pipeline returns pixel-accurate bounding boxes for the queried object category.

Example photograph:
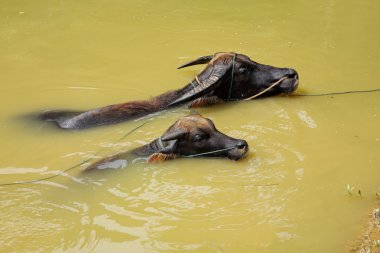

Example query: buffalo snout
[226,139,249,161]
[280,68,299,92]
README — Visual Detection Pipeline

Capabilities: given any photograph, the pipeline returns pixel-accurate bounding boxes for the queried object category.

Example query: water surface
[1,0,380,252]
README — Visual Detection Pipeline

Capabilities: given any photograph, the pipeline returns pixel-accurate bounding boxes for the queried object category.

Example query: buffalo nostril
[286,69,298,79]
[235,140,248,149]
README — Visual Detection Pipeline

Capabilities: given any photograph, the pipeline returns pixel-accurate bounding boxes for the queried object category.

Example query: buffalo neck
[154,80,199,108]
[47,79,200,129]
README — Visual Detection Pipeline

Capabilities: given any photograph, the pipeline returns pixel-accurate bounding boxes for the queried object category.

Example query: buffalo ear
[148,153,177,163]
[161,130,187,141]
[169,63,231,106]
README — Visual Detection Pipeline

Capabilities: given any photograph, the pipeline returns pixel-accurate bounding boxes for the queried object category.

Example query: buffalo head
[150,114,249,162]
[85,114,249,170]
[169,52,299,106]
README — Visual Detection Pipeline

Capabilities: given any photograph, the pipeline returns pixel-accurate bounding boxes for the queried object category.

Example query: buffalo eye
[193,134,206,142]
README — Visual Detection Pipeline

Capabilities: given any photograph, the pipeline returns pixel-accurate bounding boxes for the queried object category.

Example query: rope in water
[241,77,380,99]
[0,120,151,187]
[2,69,380,187]
[291,88,380,97]
[0,111,240,187]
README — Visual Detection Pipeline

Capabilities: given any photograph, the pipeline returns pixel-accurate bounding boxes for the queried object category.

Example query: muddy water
[1,0,380,252]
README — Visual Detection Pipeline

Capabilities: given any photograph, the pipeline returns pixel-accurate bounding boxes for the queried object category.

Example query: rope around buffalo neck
[227,53,237,101]
[157,136,167,151]
[192,53,236,101]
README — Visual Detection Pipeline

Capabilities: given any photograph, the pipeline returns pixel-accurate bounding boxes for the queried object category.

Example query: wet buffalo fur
[85,114,248,171]
[40,52,299,129]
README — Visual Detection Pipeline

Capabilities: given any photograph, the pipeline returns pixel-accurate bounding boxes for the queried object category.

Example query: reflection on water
[1,0,380,252]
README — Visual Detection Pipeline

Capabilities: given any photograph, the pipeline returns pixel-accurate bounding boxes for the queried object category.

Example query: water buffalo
[85,114,248,170]
[41,52,299,129]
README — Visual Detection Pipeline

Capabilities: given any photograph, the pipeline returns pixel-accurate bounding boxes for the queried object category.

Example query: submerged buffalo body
[85,114,248,170]
[41,52,299,129]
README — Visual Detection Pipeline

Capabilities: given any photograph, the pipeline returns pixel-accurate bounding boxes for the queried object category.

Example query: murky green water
[1,0,380,252]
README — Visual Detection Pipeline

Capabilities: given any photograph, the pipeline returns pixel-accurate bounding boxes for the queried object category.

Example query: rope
[0,159,92,187]
[0,120,151,187]
[190,81,196,89]
[187,53,380,100]
[184,147,236,158]
[157,137,165,150]
[244,76,288,100]
[2,64,379,186]
[114,120,151,142]
[227,53,237,101]
[195,76,201,86]
[240,76,380,100]
[291,88,380,97]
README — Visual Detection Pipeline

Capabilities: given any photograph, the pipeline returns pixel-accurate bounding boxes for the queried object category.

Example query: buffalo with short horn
[41,52,299,129]
[85,114,249,171]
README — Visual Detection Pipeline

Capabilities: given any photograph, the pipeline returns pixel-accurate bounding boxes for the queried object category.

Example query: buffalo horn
[177,55,213,69]
[169,64,230,106]
[161,130,187,141]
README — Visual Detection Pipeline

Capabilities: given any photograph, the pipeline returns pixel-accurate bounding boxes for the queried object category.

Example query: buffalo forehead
[174,115,213,132]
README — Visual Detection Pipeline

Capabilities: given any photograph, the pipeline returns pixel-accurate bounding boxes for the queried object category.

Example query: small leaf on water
[346,184,355,195]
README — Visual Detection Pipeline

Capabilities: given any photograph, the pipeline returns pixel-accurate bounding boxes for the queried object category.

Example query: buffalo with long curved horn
[40,52,299,129]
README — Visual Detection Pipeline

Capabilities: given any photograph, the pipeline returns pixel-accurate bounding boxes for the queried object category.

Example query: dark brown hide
[41,52,298,129]
[85,114,248,170]
[170,52,299,105]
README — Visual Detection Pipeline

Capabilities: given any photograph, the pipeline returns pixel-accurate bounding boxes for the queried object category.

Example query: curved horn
[158,130,186,154]
[177,55,213,69]
[161,129,187,141]
[169,63,231,106]
[159,140,178,154]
